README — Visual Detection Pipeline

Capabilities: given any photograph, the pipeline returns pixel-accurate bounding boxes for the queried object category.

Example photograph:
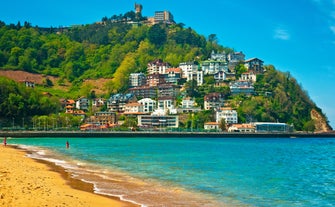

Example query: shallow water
[8,137,335,207]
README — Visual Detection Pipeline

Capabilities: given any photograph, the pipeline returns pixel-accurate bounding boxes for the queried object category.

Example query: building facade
[204,92,225,110]
[129,73,146,88]
[138,98,156,113]
[138,115,179,128]
[216,108,238,124]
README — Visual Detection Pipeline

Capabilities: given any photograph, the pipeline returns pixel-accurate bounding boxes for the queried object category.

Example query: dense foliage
[0,77,60,127]
[233,65,324,131]
[0,18,225,94]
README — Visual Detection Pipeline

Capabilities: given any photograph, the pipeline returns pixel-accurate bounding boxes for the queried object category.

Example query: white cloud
[274,28,290,40]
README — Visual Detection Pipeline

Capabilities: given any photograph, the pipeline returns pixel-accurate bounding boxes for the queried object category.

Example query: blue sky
[1,0,335,128]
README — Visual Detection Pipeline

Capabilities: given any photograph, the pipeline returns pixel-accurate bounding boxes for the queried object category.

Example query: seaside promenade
[1,130,334,138]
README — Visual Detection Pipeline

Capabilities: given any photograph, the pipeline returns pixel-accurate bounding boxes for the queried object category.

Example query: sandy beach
[0,145,138,207]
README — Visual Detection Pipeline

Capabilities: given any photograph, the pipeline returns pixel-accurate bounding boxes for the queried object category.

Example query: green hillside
[0,14,332,131]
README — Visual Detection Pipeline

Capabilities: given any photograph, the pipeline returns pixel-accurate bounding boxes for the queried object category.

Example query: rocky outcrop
[311,109,332,132]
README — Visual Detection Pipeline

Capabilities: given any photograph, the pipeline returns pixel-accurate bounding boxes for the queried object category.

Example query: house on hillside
[129,86,157,99]
[124,102,143,114]
[92,98,106,108]
[107,93,137,112]
[129,73,146,88]
[179,61,203,85]
[147,73,165,86]
[204,92,225,110]
[147,59,170,74]
[76,97,89,111]
[202,51,228,74]
[65,99,76,113]
[178,97,201,113]
[230,81,255,95]
[157,96,176,114]
[164,68,182,84]
[158,84,180,98]
[244,58,264,73]
[138,98,156,113]
[240,71,257,82]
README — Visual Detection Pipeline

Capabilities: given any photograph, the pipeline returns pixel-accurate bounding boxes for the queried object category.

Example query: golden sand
[0,146,138,207]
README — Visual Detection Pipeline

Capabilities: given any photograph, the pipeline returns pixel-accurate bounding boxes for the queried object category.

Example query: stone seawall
[0,131,334,138]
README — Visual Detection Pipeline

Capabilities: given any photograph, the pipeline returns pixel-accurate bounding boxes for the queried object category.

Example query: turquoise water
[7,137,335,206]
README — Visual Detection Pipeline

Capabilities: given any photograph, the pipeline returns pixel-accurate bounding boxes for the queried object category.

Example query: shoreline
[0,145,139,207]
[1,130,335,138]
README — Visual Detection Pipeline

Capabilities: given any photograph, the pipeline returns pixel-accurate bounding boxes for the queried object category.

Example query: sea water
[7,137,335,206]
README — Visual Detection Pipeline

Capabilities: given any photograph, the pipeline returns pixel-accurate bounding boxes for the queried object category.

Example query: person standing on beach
[3,137,7,146]
[66,141,69,149]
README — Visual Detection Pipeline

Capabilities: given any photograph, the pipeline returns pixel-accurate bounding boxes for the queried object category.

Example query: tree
[219,118,227,131]
[148,24,167,46]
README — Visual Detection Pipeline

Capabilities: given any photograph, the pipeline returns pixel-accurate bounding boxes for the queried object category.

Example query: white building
[138,98,156,113]
[216,108,238,124]
[204,122,220,131]
[240,71,257,82]
[129,73,146,87]
[147,59,170,75]
[124,102,143,113]
[179,61,203,86]
[138,115,179,128]
[76,97,89,111]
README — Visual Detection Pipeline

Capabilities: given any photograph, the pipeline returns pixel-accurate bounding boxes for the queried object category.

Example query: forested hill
[0,15,332,131]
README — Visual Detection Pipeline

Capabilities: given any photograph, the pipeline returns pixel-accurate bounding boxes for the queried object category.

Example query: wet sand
[0,145,138,207]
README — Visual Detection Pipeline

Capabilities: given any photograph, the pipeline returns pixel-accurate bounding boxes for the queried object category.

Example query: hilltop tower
[135,3,143,14]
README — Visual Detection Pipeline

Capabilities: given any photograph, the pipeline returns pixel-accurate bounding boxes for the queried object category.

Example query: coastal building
[204,122,220,131]
[228,51,245,63]
[129,73,146,88]
[138,98,156,113]
[157,96,175,114]
[93,111,117,125]
[253,122,293,133]
[179,61,197,80]
[204,92,225,110]
[216,107,238,124]
[138,115,179,128]
[244,58,264,73]
[228,124,255,132]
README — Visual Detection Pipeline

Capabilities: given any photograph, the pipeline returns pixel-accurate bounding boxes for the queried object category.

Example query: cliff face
[311,109,332,132]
